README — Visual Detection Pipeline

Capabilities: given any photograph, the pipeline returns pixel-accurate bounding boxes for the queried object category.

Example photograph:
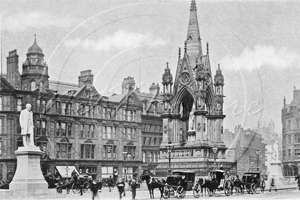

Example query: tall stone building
[282,87,300,176]
[157,0,235,176]
[0,38,144,182]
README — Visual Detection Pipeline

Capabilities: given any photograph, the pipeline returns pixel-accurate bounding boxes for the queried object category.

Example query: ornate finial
[184,41,187,53]
[34,34,36,43]
[166,62,169,69]
[178,47,181,59]
[294,86,296,90]
[190,0,197,12]
[206,42,209,54]
[218,64,220,70]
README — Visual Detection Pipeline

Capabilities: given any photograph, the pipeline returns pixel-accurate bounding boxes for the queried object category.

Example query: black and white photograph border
[0,0,300,199]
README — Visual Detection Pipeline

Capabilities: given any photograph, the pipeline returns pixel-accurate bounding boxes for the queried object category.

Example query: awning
[56,166,79,178]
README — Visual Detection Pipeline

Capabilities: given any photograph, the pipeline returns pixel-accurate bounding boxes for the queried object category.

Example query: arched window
[30,81,36,91]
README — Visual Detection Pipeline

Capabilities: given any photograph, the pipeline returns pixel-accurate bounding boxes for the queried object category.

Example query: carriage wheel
[56,186,62,194]
[246,185,251,194]
[71,183,80,194]
[176,187,186,199]
[162,185,170,199]
[193,185,201,198]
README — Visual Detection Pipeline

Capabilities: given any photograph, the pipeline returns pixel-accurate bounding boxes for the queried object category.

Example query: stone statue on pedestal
[19,103,35,147]
[272,140,279,161]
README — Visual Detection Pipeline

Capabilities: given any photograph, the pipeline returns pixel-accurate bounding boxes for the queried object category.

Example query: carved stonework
[179,72,191,85]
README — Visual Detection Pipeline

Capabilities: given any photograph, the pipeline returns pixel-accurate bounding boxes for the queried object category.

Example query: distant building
[223,126,266,176]
[281,88,300,176]
[121,78,164,174]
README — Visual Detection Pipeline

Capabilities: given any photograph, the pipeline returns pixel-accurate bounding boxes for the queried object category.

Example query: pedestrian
[130,178,137,200]
[91,180,99,200]
[269,177,277,192]
[116,178,125,199]
[65,178,71,194]
[97,178,103,193]
[107,175,114,192]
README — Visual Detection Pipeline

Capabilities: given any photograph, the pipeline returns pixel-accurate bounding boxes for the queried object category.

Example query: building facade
[223,126,266,177]
[0,39,144,182]
[156,0,235,177]
[282,88,300,176]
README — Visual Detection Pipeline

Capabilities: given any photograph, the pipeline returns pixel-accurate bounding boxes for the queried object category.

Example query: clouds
[63,29,167,51]
[1,12,76,31]
[221,44,300,71]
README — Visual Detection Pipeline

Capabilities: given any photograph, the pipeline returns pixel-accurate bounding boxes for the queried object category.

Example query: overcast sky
[1,0,300,134]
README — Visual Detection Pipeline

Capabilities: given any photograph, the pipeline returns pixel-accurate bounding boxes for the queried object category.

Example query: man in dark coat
[116,178,125,199]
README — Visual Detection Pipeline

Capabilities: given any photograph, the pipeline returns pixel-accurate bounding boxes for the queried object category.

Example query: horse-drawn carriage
[71,174,93,194]
[163,170,200,199]
[200,169,233,196]
[241,172,265,194]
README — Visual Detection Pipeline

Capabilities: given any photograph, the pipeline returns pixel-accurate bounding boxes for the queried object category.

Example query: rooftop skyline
[1,0,300,133]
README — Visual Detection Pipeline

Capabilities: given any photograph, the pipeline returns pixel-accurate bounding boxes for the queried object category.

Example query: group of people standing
[116,176,139,200]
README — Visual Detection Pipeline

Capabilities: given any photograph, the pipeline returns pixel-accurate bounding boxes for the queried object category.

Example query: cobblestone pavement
[45,185,300,200]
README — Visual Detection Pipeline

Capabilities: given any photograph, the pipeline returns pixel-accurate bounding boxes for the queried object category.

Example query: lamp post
[122,152,128,178]
[166,141,174,175]
[255,150,261,171]
[212,145,218,170]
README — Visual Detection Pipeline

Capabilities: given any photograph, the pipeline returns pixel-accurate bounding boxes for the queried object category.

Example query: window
[288,149,291,159]
[81,144,95,159]
[17,98,22,111]
[90,106,95,118]
[66,103,72,116]
[143,137,146,145]
[80,124,84,138]
[36,120,41,136]
[159,138,162,145]
[30,81,36,91]
[0,97,2,111]
[0,139,2,155]
[123,146,136,160]
[132,128,136,140]
[107,126,112,139]
[85,105,90,117]
[103,145,116,159]
[0,118,2,135]
[154,138,157,145]
[56,143,72,159]
[112,126,116,139]
[37,100,40,112]
[41,100,46,113]
[56,122,60,137]
[56,102,61,114]
[61,103,66,115]
[148,137,152,145]
[41,120,46,136]
[127,128,131,140]
[67,123,72,137]
[90,125,94,138]
[103,107,107,119]
[61,122,66,137]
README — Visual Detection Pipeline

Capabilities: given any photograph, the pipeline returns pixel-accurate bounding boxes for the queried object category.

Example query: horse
[231,176,244,195]
[140,174,165,199]
[295,175,300,191]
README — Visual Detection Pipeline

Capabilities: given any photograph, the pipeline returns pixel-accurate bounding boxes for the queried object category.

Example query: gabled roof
[73,84,101,99]
[0,76,15,91]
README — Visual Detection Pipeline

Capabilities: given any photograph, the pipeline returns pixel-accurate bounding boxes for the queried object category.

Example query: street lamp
[166,141,174,175]
[123,152,128,178]
[255,150,261,171]
[212,145,218,170]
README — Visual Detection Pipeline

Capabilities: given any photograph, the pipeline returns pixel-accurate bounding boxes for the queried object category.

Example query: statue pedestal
[9,146,48,191]
[0,146,65,199]
[268,160,285,187]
